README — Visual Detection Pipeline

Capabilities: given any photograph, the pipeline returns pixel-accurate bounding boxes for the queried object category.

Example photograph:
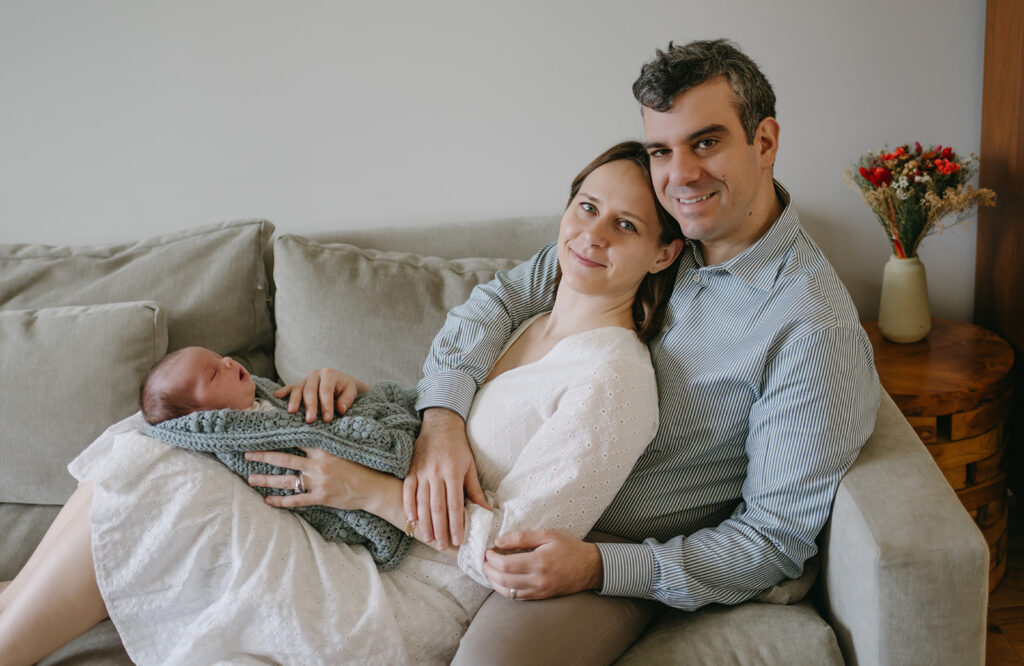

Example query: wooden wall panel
[975,0,1024,496]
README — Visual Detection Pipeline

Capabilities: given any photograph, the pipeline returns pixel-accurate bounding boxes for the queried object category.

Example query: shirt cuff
[596,542,655,598]
[415,371,478,421]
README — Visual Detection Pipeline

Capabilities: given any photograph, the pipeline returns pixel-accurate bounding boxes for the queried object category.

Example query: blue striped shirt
[416,183,880,610]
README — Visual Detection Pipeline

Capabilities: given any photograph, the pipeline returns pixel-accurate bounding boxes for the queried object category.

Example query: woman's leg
[0,481,107,666]
[0,481,95,613]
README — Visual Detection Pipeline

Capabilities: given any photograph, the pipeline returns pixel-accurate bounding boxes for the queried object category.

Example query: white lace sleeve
[457,351,659,587]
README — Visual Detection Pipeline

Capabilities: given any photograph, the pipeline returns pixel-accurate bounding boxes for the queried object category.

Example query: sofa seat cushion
[273,235,520,386]
[39,620,131,666]
[616,599,844,665]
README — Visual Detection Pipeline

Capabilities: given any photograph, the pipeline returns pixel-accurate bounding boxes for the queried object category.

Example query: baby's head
[140,346,256,424]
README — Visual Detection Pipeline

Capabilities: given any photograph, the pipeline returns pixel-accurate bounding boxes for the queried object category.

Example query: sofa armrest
[818,390,989,666]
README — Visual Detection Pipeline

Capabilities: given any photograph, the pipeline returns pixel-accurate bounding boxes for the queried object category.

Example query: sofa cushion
[273,234,521,387]
[616,600,844,665]
[0,219,275,377]
[0,302,167,505]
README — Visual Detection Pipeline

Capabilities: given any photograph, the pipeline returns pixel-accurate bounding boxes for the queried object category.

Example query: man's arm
[458,354,659,592]
[486,326,880,608]
[597,326,880,610]
[406,243,559,549]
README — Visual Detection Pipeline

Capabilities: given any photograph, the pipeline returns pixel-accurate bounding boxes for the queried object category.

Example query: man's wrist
[584,542,604,591]
[421,406,465,429]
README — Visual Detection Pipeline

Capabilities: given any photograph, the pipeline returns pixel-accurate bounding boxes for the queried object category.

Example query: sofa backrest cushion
[273,234,523,387]
[0,302,167,504]
[0,219,276,377]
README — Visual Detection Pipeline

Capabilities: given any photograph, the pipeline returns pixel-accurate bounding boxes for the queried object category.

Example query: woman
[0,141,684,665]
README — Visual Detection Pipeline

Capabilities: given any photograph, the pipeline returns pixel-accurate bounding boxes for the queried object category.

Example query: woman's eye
[581,202,597,214]
[619,220,638,232]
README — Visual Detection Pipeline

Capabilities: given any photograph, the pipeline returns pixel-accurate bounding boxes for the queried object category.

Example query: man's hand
[403,408,490,550]
[482,529,603,601]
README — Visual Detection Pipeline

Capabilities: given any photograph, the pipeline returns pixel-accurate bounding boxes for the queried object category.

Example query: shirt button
[691,272,701,283]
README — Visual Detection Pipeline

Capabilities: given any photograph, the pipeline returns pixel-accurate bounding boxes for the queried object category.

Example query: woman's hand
[273,368,370,423]
[245,447,389,512]
[246,447,455,558]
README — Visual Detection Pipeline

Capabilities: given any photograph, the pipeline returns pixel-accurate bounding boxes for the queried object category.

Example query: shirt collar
[685,180,800,293]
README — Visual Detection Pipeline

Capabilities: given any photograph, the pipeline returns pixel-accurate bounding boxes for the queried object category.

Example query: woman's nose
[581,220,610,247]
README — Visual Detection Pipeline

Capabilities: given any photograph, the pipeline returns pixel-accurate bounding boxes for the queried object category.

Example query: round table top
[863,318,1015,415]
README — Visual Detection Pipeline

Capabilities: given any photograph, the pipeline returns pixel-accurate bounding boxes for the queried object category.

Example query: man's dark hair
[632,39,776,144]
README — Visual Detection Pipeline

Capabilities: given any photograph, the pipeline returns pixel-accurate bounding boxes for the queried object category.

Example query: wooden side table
[864,318,1015,591]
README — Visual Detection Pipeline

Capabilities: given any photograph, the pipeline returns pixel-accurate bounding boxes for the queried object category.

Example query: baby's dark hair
[140,349,200,425]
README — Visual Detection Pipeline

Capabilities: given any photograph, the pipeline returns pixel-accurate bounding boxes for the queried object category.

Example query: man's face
[642,77,778,265]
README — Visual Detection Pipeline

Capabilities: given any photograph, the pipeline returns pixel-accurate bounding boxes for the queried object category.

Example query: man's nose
[668,152,701,185]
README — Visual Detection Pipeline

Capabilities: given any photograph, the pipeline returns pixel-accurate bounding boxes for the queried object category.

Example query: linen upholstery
[272,234,520,386]
[0,302,167,504]
[0,219,275,377]
[616,600,844,665]
[819,391,989,664]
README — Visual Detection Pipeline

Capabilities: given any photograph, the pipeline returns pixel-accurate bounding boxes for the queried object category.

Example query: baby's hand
[274,368,369,422]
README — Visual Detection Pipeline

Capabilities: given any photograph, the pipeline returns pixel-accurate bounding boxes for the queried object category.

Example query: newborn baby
[138,346,419,569]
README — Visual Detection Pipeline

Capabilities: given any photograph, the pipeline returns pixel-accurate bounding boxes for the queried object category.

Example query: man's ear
[651,238,685,274]
[755,117,780,168]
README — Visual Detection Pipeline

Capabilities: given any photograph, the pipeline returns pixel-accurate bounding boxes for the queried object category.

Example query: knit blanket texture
[146,376,420,570]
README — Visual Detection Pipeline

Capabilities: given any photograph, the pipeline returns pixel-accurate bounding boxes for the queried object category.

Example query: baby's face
[168,346,256,411]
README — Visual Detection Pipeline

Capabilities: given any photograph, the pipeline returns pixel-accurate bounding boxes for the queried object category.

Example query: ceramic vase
[878,255,932,343]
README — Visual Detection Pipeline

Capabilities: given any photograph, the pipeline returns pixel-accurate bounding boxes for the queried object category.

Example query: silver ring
[295,473,306,494]
[510,587,517,601]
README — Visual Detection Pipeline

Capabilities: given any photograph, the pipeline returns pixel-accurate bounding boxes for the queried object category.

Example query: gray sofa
[0,219,989,664]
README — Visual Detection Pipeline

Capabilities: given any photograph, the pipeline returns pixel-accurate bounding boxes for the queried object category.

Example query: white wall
[0,0,985,321]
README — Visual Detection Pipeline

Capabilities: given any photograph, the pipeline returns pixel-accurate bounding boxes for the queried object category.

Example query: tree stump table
[864,318,1015,592]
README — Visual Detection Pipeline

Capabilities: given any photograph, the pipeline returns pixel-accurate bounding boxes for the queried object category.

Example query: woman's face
[557,160,681,301]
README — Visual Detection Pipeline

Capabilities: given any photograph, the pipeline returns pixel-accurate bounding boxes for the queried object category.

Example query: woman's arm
[244,447,459,558]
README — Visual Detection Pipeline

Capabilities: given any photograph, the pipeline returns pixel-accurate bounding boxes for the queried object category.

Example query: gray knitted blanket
[145,376,420,570]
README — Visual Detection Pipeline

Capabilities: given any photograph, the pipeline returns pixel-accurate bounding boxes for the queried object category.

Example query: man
[406,38,879,656]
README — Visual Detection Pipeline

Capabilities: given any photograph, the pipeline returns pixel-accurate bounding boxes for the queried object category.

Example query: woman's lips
[570,248,604,268]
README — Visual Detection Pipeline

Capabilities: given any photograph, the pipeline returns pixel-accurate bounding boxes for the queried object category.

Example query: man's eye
[649,149,669,158]
[696,138,717,150]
